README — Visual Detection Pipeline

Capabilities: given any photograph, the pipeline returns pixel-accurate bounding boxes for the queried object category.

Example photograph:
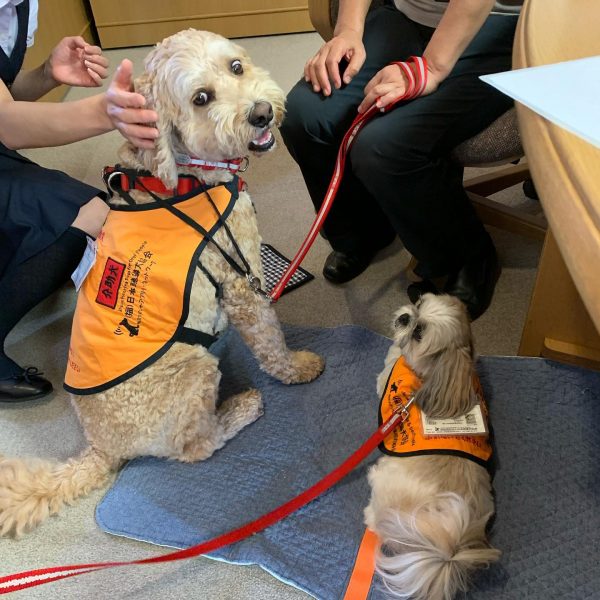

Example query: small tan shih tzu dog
[364,293,499,600]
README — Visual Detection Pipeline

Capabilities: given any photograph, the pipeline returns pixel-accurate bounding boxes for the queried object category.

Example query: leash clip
[246,273,272,301]
[396,394,415,423]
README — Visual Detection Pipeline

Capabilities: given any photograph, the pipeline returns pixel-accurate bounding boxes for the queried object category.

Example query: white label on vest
[421,403,488,436]
[71,236,97,292]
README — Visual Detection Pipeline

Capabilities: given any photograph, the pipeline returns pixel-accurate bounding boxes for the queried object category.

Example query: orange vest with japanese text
[64,180,238,395]
[378,356,493,467]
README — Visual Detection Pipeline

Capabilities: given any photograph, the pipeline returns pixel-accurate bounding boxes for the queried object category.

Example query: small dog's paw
[242,389,264,422]
[282,350,325,385]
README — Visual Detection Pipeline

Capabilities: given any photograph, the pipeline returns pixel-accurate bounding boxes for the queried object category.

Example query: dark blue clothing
[0,0,102,277]
[280,4,517,278]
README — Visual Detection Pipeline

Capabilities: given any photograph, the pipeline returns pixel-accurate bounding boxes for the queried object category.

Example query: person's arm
[359,0,496,113]
[10,37,109,102]
[0,60,158,150]
[304,0,371,96]
[423,0,496,81]
[0,80,113,148]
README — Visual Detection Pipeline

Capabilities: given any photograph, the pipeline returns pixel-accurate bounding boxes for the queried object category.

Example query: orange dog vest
[378,356,492,467]
[64,180,239,395]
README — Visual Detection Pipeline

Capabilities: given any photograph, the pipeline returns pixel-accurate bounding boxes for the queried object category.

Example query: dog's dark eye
[231,59,243,75]
[412,323,425,342]
[192,90,211,106]
[395,313,411,328]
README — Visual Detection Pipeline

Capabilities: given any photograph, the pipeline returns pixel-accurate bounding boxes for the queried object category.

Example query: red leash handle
[0,410,405,595]
[269,56,428,301]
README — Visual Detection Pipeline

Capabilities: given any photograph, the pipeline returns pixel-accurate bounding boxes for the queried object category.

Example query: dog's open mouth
[248,128,275,152]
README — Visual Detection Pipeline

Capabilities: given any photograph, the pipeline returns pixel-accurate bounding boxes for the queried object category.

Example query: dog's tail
[0,447,115,537]
[374,492,500,600]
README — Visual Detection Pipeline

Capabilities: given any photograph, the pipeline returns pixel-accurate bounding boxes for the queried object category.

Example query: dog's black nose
[249,102,273,128]
[395,313,411,328]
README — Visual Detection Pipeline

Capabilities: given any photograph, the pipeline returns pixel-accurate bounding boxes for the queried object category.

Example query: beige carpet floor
[1,32,542,599]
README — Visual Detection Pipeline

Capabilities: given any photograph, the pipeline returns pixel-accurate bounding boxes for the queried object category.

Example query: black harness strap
[197,262,222,299]
[176,327,217,348]
[132,178,269,298]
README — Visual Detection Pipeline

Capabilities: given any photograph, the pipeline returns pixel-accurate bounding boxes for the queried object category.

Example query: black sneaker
[0,367,53,403]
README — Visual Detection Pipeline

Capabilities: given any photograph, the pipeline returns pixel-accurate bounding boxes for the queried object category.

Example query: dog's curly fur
[364,294,499,600]
[0,29,324,538]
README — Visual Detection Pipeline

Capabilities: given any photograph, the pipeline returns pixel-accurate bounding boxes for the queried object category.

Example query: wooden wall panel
[88,0,312,48]
[22,0,94,101]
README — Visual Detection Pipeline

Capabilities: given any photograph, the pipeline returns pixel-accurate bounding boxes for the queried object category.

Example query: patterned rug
[260,243,313,296]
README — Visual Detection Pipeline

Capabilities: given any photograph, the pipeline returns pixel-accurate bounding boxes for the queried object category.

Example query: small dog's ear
[414,347,476,418]
[135,72,178,188]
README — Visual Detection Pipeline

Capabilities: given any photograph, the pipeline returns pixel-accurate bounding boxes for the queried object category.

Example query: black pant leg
[0,227,86,378]
[348,15,518,278]
[280,5,430,254]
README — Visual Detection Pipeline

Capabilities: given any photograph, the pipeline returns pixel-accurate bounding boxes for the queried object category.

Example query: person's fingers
[307,58,321,93]
[128,137,156,149]
[363,71,382,97]
[85,66,103,86]
[85,60,108,81]
[326,46,346,90]
[303,57,312,82]
[107,102,158,125]
[376,89,404,110]
[82,44,103,56]
[343,47,365,84]
[111,59,135,92]
[106,88,146,109]
[84,53,109,68]
[358,83,395,113]
[115,121,159,143]
[68,36,87,50]
[313,49,332,95]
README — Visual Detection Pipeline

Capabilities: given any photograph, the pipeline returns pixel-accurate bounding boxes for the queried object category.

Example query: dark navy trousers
[280,5,518,278]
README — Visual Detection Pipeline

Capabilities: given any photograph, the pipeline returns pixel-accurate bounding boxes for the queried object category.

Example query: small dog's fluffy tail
[375,492,499,600]
[0,447,114,537]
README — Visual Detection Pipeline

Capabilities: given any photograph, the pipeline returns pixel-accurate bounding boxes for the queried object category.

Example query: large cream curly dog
[365,294,498,600]
[0,29,324,537]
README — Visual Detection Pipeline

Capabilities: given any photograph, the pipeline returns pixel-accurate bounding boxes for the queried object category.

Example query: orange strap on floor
[343,528,379,600]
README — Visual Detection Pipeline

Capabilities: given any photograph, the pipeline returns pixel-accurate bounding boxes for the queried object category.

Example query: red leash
[0,57,427,595]
[270,56,428,301]
[0,407,411,595]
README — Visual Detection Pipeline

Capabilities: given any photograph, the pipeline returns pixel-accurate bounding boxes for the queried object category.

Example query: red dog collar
[102,166,246,197]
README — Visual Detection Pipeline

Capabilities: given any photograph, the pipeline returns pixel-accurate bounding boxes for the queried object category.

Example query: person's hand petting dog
[105,59,159,149]
[44,36,109,88]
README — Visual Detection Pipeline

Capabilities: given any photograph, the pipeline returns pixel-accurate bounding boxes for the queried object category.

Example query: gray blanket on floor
[96,325,600,600]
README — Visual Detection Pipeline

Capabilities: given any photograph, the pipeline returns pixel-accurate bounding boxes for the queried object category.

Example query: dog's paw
[219,388,264,430]
[239,388,264,423]
[281,350,325,385]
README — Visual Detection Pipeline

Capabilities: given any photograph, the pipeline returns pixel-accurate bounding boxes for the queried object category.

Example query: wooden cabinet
[22,0,94,101]
[88,0,313,49]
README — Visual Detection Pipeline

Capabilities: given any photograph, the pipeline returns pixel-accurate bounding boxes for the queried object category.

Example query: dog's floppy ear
[134,72,178,188]
[414,346,476,418]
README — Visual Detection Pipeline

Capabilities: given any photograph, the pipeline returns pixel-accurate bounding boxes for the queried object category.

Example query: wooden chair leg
[467,191,547,241]
[463,162,530,196]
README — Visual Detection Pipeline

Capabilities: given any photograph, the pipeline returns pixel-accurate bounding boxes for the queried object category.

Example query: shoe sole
[0,389,53,403]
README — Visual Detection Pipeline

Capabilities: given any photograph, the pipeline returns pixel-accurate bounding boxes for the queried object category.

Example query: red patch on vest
[95,257,125,309]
